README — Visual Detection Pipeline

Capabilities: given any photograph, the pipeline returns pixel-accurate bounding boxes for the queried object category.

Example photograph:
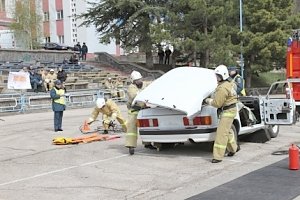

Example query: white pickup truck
[133,67,296,149]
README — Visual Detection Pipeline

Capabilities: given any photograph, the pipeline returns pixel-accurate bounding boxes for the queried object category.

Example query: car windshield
[133,67,218,117]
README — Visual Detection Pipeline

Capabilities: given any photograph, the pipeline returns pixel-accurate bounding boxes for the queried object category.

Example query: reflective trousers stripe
[222,112,235,118]
[214,143,227,149]
[126,132,137,137]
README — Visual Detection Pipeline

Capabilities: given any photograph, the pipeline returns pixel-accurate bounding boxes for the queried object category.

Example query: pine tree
[241,0,295,87]
[80,0,168,68]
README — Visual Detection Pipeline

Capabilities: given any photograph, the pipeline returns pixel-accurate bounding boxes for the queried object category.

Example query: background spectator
[69,53,79,64]
[74,42,82,59]
[81,42,88,61]
[44,69,57,92]
[165,47,172,65]
[114,77,124,88]
[29,68,43,93]
[158,46,165,64]
[57,66,67,83]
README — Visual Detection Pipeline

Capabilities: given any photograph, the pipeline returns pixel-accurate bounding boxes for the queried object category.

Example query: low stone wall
[0,49,74,63]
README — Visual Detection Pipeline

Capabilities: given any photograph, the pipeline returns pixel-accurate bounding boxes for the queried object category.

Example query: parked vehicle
[286,29,300,114]
[43,43,73,51]
[134,67,296,150]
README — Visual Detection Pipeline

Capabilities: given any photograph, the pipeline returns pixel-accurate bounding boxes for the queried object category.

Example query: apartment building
[0,0,15,48]
[42,0,116,54]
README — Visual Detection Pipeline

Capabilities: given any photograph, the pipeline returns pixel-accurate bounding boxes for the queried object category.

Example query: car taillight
[137,119,159,127]
[183,116,212,126]
[183,117,189,126]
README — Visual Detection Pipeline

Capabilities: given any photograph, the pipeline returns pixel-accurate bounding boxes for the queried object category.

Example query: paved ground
[1,105,300,200]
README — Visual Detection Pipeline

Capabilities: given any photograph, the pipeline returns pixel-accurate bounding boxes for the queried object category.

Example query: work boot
[103,130,108,134]
[129,147,135,155]
[227,145,240,157]
[211,159,222,163]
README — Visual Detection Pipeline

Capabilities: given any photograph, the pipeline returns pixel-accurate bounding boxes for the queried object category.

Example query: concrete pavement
[0,105,300,200]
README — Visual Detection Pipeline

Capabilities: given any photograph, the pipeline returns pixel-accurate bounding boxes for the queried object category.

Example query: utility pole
[239,0,244,79]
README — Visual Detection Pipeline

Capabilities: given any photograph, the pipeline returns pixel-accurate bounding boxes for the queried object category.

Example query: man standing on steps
[81,42,88,61]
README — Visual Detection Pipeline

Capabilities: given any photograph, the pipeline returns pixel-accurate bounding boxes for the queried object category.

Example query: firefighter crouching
[126,70,154,155]
[87,97,127,134]
[204,65,240,163]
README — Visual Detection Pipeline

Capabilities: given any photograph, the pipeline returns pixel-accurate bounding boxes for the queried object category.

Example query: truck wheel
[267,125,279,138]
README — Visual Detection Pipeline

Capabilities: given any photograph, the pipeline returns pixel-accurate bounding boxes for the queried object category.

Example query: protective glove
[109,120,115,128]
[87,118,94,125]
[204,98,213,105]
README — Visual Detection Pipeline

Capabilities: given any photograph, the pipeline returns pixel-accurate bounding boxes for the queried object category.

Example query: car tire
[267,125,279,138]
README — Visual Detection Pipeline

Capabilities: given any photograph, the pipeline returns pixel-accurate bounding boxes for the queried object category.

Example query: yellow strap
[214,143,227,149]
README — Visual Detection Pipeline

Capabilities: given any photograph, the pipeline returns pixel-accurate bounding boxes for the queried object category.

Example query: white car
[133,67,295,149]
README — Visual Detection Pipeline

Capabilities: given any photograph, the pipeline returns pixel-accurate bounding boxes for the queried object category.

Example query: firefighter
[125,70,154,155]
[204,65,240,163]
[87,97,127,134]
[104,77,117,97]
[229,67,246,96]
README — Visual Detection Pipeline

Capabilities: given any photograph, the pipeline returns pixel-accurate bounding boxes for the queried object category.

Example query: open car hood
[133,67,218,117]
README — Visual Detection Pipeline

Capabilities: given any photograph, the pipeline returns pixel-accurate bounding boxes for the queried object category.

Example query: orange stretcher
[52,133,120,145]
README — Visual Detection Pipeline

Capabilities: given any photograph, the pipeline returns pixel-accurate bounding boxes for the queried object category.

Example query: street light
[239,0,244,79]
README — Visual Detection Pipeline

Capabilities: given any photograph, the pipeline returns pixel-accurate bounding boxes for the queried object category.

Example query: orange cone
[82,120,91,132]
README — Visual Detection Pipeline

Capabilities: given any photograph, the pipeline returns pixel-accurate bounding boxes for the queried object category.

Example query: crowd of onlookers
[20,66,68,93]
[18,65,126,94]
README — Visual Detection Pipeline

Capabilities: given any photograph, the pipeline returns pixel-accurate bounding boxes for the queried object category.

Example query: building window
[44,12,49,21]
[57,10,63,20]
[58,35,64,44]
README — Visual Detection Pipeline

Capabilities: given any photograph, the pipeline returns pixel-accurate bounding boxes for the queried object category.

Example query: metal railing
[0,89,127,113]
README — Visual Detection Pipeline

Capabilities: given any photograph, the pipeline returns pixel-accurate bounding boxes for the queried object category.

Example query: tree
[241,0,297,87]
[80,0,168,68]
[10,0,43,50]
[164,0,238,68]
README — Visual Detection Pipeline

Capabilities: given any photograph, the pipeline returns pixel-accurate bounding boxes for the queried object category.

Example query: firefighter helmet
[215,65,229,80]
[130,71,142,82]
[96,97,105,108]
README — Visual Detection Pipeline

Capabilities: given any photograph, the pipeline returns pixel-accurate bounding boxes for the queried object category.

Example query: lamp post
[239,0,244,79]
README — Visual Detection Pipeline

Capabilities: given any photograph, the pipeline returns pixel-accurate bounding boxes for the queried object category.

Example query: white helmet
[96,97,105,108]
[130,71,142,82]
[214,65,229,80]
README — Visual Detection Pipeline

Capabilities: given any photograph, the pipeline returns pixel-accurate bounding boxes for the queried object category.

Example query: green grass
[251,72,286,87]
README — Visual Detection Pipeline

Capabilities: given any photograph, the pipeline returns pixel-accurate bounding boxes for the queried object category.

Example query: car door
[260,80,296,125]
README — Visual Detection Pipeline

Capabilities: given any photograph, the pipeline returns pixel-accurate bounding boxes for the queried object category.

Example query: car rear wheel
[267,125,279,138]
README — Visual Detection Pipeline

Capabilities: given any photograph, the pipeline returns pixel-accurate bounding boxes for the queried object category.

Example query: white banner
[7,72,32,90]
